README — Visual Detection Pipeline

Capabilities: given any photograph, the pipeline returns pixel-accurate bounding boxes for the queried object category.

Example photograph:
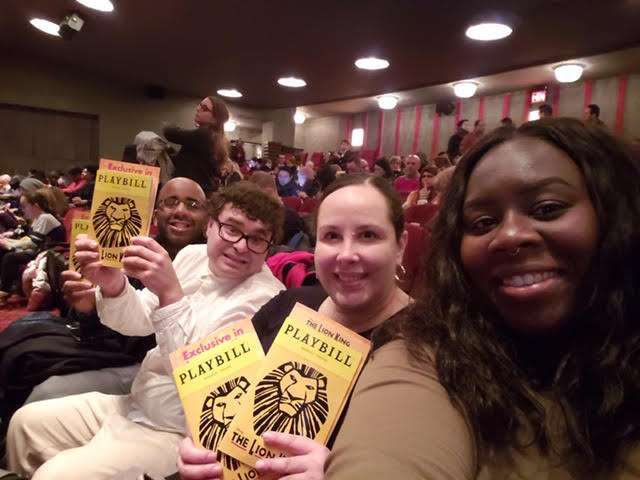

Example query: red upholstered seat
[281,196,302,211]
[404,203,439,226]
[298,197,320,215]
[310,152,324,170]
[399,222,431,297]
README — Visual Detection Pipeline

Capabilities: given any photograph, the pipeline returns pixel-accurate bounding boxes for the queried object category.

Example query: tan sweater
[325,340,640,480]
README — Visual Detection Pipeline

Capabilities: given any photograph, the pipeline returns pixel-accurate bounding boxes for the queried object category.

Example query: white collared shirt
[96,244,285,433]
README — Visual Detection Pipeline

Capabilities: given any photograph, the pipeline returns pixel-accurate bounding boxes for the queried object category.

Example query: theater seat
[298,197,320,215]
[404,203,439,226]
[310,152,324,170]
[281,196,302,211]
[399,222,430,297]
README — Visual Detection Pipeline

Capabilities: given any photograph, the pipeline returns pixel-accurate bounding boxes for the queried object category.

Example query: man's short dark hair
[538,104,553,116]
[457,119,468,128]
[588,104,601,117]
[474,119,483,127]
[208,181,285,245]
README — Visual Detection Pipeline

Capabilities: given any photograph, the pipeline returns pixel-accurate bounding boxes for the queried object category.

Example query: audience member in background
[327,140,353,170]
[416,151,429,170]
[447,118,470,160]
[48,170,68,189]
[460,119,487,156]
[39,186,69,219]
[0,189,66,302]
[276,166,300,197]
[538,103,553,118]
[177,174,412,480]
[315,163,338,195]
[134,131,175,185]
[501,117,516,131]
[296,164,319,198]
[71,166,97,208]
[433,153,453,171]
[61,167,86,196]
[219,158,242,188]
[7,181,285,480]
[584,103,604,126]
[164,96,230,196]
[389,155,403,179]
[19,177,45,197]
[402,165,438,209]
[393,154,421,197]
[249,171,308,247]
[429,165,455,205]
[0,174,12,194]
[373,157,395,182]
[345,152,365,174]
[27,169,47,184]
[326,118,640,479]
[0,178,208,462]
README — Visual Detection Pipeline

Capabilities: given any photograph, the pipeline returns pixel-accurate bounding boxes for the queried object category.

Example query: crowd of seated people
[1,90,639,480]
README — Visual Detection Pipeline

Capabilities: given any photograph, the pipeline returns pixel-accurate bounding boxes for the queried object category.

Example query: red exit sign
[530,89,547,103]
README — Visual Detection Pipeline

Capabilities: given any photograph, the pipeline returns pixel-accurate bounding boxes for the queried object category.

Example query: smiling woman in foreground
[326,118,640,479]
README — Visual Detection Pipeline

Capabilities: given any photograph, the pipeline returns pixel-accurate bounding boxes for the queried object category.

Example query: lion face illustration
[253,362,328,438]
[199,377,250,451]
[92,197,142,248]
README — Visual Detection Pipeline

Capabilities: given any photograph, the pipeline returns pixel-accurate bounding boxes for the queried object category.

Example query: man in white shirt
[7,181,286,479]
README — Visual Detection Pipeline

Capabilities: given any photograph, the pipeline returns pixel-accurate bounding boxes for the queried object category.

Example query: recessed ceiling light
[553,63,584,83]
[377,95,398,110]
[277,77,306,88]
[76,0,114,12]
[465,22,512,41]
[30,18,60,37]
[293,112,306,124]
[224,120,237,132]
[355,57,390,70]
[217,89,243,98]
[453,82,479,98]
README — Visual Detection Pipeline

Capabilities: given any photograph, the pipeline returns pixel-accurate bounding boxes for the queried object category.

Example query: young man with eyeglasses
[7,182,286,479]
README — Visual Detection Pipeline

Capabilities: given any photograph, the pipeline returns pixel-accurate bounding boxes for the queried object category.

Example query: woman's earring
[395,264,407,282]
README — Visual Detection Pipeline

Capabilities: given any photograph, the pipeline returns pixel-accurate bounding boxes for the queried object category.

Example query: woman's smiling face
[314,184,405,313]
[460,137,599,333]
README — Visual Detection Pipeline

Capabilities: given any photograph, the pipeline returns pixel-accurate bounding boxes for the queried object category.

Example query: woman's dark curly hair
[378,118,640,472]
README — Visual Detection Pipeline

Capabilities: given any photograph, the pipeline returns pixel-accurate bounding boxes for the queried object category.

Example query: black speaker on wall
[436,101,456,116]
[144,85,166,99]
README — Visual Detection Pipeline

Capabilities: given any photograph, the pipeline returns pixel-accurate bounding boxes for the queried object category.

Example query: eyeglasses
[158,197,205,211]
[215,218,272,254]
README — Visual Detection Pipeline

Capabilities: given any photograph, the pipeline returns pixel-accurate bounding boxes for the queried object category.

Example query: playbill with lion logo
[218,303,372,468]
[69,211,91,272]
[89,160,159,267]
[170,318,265,478]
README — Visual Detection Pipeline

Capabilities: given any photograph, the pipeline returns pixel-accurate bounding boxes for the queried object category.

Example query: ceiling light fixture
[453,82,478,98]
[217,89,243,98]
[465,22,512,41]
[29,18,60,37]
[277,77,306,88]
[355,57,390,70]
[553,63,584,83]
[224,120,237,132]
[377,95,398,110]
[293,112,306,124]
[76,0,114,12]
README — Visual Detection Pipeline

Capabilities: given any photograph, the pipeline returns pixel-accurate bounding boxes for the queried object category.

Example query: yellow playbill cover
[68,210,91,272]
[88,161,159,267]
[98,158,160,218]
[170,318,265,478]
[218,302,372,468]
